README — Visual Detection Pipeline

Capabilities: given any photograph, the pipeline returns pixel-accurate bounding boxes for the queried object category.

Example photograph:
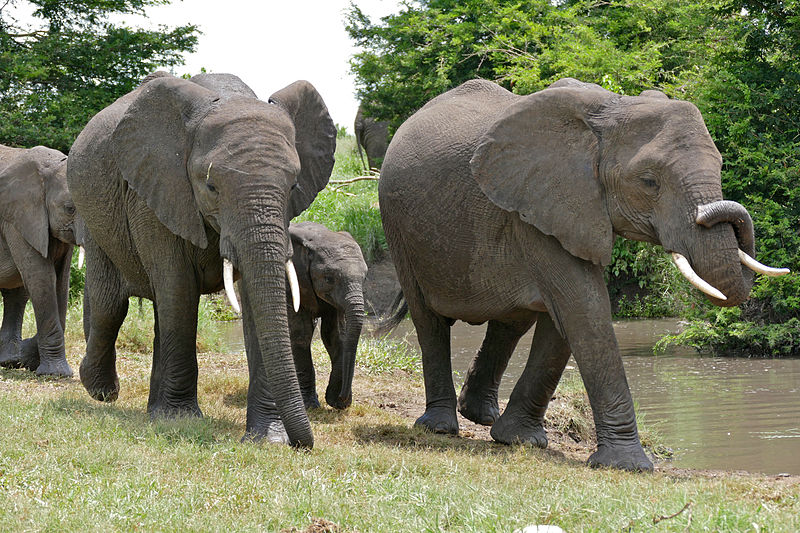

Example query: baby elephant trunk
[328,291,364,409]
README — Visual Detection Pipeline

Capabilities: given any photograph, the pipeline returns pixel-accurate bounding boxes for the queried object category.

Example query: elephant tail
[374,291,407,336]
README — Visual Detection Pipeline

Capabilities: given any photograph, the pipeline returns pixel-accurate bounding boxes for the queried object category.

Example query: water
[220,317,800,474]
[388,318,800,475]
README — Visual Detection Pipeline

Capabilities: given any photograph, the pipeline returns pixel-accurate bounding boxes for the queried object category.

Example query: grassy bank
[2,311,799,532]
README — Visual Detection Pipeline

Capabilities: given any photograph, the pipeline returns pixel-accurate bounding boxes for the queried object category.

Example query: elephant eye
[639,173,659,192]
[207,182,217,193]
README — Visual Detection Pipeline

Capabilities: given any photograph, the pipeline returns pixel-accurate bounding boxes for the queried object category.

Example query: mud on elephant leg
[457,317,536,426]
[289,306,320,409]
[490,313,571,448]
[80,247,128,401]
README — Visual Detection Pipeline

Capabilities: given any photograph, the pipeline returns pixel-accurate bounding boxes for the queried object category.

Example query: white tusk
[286,259,300,313]
[223,258,241,314]
[77,246,85,269]
[671,252,727,301]
[738,249,790,277]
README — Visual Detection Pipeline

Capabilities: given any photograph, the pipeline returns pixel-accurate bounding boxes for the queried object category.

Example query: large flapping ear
[471,84,618,266]
[0,148,52,257]
[269,81,336,219]
[111,76,219,248]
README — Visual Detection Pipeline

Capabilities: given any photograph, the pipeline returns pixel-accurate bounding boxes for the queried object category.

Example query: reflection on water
[388,318,800,475]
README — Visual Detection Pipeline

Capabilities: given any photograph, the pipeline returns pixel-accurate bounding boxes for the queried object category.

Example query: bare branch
[653,501,692,525]
[329,175,380,186]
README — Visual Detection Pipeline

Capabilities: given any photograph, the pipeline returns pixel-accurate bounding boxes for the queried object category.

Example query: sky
[119,0,405,134]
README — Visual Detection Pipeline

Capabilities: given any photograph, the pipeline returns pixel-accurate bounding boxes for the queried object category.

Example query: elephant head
[471,78,786,306]
[0,146,76,257]
[109,75,336,447]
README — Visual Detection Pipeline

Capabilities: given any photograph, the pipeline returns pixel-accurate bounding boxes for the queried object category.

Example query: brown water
[221,318,800,474]
[388,318,800,475]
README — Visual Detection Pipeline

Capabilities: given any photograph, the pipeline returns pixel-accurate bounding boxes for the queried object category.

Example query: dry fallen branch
[329,175,380,185]
[653,501,693,527]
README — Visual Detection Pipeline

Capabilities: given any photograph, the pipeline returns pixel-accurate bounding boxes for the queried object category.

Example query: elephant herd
[0,71,789,471]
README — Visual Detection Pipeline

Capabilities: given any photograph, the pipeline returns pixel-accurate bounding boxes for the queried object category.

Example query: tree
[0,0,198,153]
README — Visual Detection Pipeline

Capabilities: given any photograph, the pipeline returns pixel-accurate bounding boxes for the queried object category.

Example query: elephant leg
[241,287,289,443]
[54,246,73,333]
[0,287,29,367]
[289,306,319,409]
[490,312,571,448]
[457,317,536,425]
[147,283,201,418]
[80,244,128,401]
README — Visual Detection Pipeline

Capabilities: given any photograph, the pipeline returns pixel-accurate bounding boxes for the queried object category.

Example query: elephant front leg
[457,317,535,425]
[147,287,202,419]
[0,287,30,368]
[538,260,652,471]
[240,287,289,443]
[490,312,570,448]
[289,306,320,409]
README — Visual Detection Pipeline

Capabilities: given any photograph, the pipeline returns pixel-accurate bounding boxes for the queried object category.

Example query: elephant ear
[0,150,50,257]
[269,81,336,219]
[111,76,219,249]
[470,85,618,266]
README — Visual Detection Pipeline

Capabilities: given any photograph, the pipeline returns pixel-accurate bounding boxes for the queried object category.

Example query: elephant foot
[457,386,500,426]
[80,357,120,402]
[490,412,548,448]
[242,420,290,445]
[414,406,459,435]
[36,357,74,378]
[325,387,351,410]
[148,399,203,420]
[588,442,653,472]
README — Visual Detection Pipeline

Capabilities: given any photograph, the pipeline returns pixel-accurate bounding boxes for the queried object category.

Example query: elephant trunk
[330,290,364,409]
[696,200,755,256]
[237,220,313,448]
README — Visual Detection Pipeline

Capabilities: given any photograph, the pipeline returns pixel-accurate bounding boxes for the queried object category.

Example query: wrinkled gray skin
[379,78,756,471]
[0,145,76,377]
[354,104,389,171]
[287,221,367,410]
[67,72,336,447]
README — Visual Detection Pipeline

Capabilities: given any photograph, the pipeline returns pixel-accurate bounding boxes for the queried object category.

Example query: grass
[2,312,799,532]
[295,136,387,263]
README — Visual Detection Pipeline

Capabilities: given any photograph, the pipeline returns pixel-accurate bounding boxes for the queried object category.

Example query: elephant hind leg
[80,244,128,401]
[458,317,536,425]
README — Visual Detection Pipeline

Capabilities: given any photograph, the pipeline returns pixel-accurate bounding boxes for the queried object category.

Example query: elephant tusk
[77,246,85,269]
[738,249,790,277]
[670,252,727,301]
[223,258,241,314]
[286,259,301,313]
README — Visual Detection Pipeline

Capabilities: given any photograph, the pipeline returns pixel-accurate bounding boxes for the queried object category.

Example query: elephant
[67,71,336,447]
[287,221,368,410]
[0,144,76,377]
[354,104,389,171]
[378,77,788,471]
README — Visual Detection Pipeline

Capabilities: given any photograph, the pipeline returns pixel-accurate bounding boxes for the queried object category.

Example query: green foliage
[295,136,387,263]
[0,0,198,152]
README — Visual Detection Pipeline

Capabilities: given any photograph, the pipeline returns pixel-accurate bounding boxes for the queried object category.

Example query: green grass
[2,316,798,532]
[295,136,387,263]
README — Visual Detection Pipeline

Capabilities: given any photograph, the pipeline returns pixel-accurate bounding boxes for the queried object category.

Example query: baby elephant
[287,221,368,409]
[0,145,76,376]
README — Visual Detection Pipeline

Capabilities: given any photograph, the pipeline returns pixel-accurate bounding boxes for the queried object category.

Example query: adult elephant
[378,78,787,471]
[287,221,367,410]
[354,104,389,171]
[68,71,336,447]
[0,145,76,377]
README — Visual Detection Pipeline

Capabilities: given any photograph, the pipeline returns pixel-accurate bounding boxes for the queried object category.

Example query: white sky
[120,0,405,133]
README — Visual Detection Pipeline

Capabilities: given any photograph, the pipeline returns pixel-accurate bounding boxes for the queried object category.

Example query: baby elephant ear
[0,148,53,258]
[470,86,616,266]
[111,76,218,249]
[269,81,336,219]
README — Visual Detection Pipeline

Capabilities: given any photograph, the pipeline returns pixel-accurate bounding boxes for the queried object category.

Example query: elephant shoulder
[421,79,512,112]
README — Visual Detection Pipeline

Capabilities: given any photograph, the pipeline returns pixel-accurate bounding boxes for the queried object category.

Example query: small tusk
[77,246,85,269]
[206,161,213,183]
[671,252,727,301]
[738,249,790,277]
[286,259,300,312]
[223,258,241,314]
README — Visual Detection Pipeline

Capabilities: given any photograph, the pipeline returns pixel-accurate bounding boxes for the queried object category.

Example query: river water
[388,318,800,475]
[221,318,800,474]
